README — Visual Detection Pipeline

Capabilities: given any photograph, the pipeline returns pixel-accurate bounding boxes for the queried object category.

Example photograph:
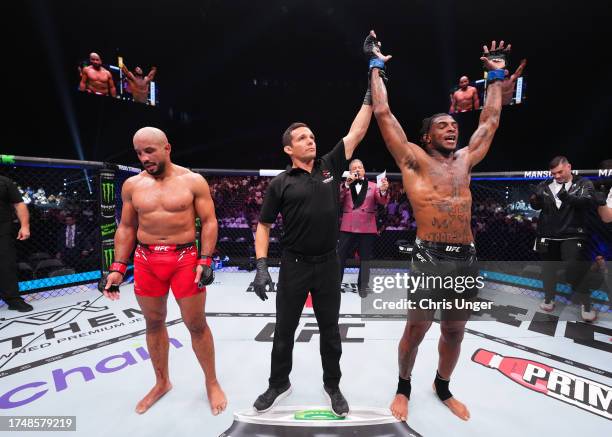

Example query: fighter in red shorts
[101,126,227,415]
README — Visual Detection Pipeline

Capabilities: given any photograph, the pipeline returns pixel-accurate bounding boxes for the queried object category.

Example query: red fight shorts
[133,242,204,298]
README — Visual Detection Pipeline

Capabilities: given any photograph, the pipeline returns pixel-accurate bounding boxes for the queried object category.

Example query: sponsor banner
[473,349,612,420]
[98,169,117,272]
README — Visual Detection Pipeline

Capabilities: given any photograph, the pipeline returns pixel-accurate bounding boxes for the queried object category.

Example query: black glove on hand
[363,31,388,81]
[253,257,274,301]
[198,264,215,287]
[97,272,120,293]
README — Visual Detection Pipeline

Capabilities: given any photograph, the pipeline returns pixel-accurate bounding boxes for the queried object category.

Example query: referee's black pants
[269,250,342,389]
[0,233,21,303]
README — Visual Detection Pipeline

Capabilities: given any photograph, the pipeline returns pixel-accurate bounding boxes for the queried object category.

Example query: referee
[0,175,33,312]
[251,94,372,416]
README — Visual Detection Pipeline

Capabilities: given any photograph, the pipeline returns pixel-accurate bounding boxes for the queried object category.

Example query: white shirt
[607,187,612,208]
[65,224,76,248]
[548,180,572,209]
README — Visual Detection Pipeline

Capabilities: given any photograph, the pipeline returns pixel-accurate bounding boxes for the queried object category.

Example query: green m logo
[101,182,115,203]
[103,248,115,269]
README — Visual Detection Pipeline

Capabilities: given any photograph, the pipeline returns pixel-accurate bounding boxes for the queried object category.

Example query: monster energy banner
[99,168,117,272]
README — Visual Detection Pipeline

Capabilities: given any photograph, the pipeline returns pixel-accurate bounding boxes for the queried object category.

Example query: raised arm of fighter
[464,40,508,167]
[369,31,425,171]
[121,64,136,81]
[146,66,157,83]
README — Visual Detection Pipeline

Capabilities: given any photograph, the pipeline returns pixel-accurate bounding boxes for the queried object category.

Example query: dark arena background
[1,1,611,436]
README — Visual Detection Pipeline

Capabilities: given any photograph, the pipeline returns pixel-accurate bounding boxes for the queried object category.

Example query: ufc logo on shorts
[445,246,460,252]
[154,246,170,252]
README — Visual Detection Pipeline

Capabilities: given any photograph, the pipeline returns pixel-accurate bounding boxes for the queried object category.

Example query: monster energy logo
[101,223,117,237]
[1,155,15,164]
[103,248,115,269]
[101,182,115,203]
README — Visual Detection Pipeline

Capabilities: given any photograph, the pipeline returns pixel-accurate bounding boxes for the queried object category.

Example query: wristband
[369,58,385,70]
[198,256,213,267]
[486,69,505,84]
[109,261,128,276]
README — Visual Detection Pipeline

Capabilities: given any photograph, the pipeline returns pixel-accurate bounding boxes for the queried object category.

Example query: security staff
[530,156,597,321]
[0,175,33,312]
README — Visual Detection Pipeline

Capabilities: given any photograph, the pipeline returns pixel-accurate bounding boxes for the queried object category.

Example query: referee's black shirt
[259,140,348,256]
[0,176,23,235]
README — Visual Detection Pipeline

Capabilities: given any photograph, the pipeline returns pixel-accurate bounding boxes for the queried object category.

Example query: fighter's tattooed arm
[371,69,425,171]
[465,83,501,167]
[466,40,510,167]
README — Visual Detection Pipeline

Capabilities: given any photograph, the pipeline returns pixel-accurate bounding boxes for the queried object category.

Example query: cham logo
[472,349,611,420]
[0,340,183,409]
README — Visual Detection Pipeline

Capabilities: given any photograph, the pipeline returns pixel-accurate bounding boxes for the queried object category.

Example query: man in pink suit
[339,159,389,297]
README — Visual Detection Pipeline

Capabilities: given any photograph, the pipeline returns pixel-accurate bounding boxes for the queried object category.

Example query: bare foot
[135,381,172,414]
[206,380,227,416]
[389,393,409,421]
[432,383,470,420]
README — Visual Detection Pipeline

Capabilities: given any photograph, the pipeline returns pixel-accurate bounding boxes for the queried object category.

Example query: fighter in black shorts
[368,32,510,421]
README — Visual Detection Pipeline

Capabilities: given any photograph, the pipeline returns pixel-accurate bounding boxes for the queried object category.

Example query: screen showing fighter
[78,52,159,105]
[449,59,527,113]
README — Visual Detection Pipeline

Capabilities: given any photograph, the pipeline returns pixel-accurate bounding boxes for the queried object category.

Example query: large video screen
[449,59,527,113]
[78,52,158,106]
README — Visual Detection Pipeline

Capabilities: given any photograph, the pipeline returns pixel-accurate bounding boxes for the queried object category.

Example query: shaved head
[89,52,102,68]
[133,127,171,176]
[133,126,169,147]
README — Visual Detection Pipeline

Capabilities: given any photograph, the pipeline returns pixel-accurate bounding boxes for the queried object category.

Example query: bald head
[133,127,169,147]
[89,52,102,69]
[133,127,171,176]
[459,76,469,90]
